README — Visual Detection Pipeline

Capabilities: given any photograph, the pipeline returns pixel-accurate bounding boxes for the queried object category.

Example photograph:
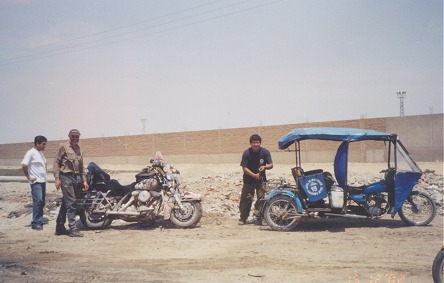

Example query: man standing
[53,129,88,237]
[21,135,48,230]
[239,134,273,225]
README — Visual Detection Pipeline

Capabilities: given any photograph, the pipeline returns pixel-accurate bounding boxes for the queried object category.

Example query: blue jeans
[31,182,46,226]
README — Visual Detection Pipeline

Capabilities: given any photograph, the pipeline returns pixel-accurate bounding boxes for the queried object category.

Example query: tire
[398,191,436,226]
[79,208,113,229]
[432,248,444,283]
[170,201,202,228]
[263,195,301,231]
[79,195,114,229]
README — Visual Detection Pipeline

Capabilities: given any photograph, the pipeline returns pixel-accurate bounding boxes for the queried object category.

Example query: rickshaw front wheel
[398,191,436,226]
[263,195,301,231]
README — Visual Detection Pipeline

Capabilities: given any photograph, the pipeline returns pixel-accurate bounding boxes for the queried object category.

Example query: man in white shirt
[21,135,48,230]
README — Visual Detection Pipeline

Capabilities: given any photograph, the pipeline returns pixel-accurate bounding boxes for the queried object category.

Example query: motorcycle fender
[180,191,202,202]
[265,189,303,213]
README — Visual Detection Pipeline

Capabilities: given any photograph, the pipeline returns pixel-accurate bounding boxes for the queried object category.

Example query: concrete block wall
[0,114,442,166]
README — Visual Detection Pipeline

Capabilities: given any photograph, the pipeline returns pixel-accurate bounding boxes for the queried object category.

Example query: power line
[0,0,227,58]
[0,0,282,66]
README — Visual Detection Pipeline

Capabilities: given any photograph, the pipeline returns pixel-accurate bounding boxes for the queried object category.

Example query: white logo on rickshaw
[305,178,325,196]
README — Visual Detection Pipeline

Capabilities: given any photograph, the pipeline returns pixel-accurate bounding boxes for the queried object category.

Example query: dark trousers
[56,174,82,230]
[239,182,265,221]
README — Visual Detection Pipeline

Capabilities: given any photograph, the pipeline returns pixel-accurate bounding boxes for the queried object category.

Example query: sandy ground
[0,162,443,283]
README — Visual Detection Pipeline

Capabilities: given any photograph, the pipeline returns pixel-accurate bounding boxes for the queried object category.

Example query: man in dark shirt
[239,134,273,225]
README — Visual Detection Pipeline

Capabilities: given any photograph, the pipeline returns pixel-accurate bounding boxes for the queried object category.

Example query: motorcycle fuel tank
[349,194,367,203]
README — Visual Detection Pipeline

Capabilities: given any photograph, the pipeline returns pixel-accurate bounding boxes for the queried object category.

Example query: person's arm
[259,162,273,172]
[21,151,36,182]
[259,150,273,172]
[79,149,89,191]
[243,166,261,180]
[53,145,64,190]
[21,164,36,182]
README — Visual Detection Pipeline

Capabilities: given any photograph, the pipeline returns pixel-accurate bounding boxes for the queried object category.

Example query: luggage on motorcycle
[135,167,158,182]
[87,162,111,192]
[87,162,110,182]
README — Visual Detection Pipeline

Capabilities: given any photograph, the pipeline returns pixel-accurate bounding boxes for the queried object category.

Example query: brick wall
[1,114,442,165]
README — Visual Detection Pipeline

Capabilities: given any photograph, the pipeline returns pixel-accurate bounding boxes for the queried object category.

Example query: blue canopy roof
[278,127,394,149]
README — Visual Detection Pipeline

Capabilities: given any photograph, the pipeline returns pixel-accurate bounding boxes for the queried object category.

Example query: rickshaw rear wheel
[398,191,436,226]
[263,195,301,231]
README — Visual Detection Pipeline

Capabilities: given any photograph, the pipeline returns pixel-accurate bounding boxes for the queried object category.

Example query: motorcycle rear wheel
[79,208,113,229]
[264,195,301,231]
[398,191,436,226]
[170,201,202,228]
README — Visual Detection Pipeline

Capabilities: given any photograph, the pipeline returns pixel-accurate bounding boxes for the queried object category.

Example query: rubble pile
[181,171,444,217]
[417,172,444,215]
[183,173,243,217]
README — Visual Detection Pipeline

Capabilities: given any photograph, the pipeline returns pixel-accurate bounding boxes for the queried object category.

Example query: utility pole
[140,118,147,134]
[396,91,406,116]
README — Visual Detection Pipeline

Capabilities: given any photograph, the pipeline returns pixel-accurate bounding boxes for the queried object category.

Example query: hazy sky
[0,0,442,144]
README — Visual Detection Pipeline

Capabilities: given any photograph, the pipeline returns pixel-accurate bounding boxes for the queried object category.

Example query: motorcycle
[259,127,437,231]
[433,246,444,283]
[77,160,203,229]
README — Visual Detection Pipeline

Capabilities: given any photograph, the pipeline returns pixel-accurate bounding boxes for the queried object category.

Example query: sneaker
[69,230,84,237]
[238,219,246,225]
[32,224,43,230]
[55,227,70,236]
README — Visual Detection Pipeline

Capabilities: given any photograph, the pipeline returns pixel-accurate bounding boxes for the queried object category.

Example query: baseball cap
[69,129,81,136]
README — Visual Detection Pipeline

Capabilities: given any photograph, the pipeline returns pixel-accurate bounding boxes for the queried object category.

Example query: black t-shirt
[240,147,272,184]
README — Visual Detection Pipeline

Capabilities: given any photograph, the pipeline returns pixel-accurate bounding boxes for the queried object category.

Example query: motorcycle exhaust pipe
[106,207,154,216]
[106,211,141,216]
[324,213,368,219]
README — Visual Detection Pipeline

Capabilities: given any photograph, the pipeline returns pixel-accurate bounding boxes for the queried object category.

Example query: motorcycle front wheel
[263,195,301,231]
[170,201,202,228]
[398,191,436,226]
[432,248,444,283]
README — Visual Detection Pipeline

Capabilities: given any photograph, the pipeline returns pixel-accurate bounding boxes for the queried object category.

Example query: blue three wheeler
[260,127,437,231]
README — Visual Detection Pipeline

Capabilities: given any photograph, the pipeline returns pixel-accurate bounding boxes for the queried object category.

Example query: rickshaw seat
[291,167,324,182]
[304,169,323,176]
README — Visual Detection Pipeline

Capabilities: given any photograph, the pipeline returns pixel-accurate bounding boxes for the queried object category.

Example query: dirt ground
[0,163,443,283]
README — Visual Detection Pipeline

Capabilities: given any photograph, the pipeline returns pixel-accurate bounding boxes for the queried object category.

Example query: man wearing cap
[53,129,89,237]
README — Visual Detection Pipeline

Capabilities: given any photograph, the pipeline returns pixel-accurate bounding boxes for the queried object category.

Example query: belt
[60,172,80,176]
